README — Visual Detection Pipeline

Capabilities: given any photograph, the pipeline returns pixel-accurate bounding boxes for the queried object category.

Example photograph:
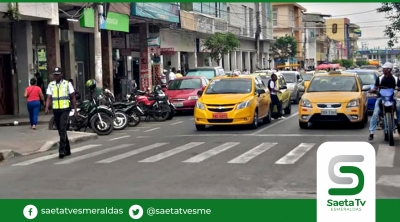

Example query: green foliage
[377,3,400,47]
[332,59,341,64]
[339,59,354,68]
[203,32,240,65]
[271,35,297,63]
[2,3,21,21]
[355,60,370,67]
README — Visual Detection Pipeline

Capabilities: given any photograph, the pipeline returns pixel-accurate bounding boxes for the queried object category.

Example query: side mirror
[257,89,266,95]
[298,86,305,92]
[197,90,203,96]
[280,85,287,90]
[362,85,371,91]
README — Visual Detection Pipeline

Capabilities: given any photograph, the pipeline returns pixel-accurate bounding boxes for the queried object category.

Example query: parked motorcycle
[48,90,114,135]
[131,84,174,121]
[377,87,397,146]
[101,88,129,130]
[113,97,143,127]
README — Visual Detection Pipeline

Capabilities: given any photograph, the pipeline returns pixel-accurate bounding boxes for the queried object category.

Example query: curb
[0,121,48,127]
[0,132,98,161]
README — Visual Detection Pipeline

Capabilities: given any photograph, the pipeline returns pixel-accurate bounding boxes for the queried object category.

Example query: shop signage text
[148,37,160,47]
[80,8,129,32]
[131,3,179,23]
[180,11,197,31]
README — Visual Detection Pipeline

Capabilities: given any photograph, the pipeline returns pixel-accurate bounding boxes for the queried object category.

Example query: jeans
[369,98,400,134]
[271,94,282,117]
[27,100,40,126]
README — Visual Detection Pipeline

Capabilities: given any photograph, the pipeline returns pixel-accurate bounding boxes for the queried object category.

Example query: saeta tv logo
[317,142,375,222]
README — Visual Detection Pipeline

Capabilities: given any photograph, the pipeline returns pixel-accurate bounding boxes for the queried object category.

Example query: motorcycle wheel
[386,112,395,146]
[152,103,171,122]
[113,111,128,130]
[166,105,175,120]
[128,112,141,127]
[90,113,114,135]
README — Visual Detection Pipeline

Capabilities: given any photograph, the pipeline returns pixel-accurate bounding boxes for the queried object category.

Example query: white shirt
[160,73,167,84]
[269,80,277,95]
[168,72,175,81]
[46,80,75,95]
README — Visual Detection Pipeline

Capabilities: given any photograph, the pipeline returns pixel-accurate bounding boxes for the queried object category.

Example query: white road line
[139,142,205,162]
[143,127,160,132]
[251,112,298,135]
[55,144,133,165]
[376,144,395,167]
[137,136,151,138]
[96,143,168,163]
[183,142,240,163]
[12,145,102,166]
[228,143,277,164]
[275,143,315,164]
[170,121,183,125]
[109,135,130,141]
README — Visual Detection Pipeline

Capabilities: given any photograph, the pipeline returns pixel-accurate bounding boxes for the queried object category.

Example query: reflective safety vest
[51,80,70,109]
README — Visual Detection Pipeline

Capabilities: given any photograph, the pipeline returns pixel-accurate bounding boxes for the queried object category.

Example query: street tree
[203,32,240,65]
[271,35,297,65]
[377,3,400,47]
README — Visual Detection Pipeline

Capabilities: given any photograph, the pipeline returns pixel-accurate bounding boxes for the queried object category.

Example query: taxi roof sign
[329,71,342,74]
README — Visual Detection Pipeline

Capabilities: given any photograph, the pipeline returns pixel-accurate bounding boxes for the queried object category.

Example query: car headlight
[196,101,205,110]
[188,95,199,100]
[346,99,360,107]
[301,99,312,108]
[237,100,251,110]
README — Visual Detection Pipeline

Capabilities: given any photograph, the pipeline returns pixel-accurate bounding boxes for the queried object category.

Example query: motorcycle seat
[113,102,130,106]
[137,90,146,95]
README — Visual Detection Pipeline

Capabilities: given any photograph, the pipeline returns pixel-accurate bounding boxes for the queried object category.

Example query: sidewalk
[0,111,51,126]
[0,125,98,161]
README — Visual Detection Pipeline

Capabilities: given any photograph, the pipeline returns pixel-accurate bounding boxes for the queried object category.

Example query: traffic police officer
[45,67,77,158]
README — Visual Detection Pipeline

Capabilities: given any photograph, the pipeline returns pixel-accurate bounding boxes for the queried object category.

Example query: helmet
[86,79,96,90]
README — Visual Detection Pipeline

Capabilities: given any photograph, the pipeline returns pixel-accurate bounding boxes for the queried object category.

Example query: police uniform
[46,67,75,158]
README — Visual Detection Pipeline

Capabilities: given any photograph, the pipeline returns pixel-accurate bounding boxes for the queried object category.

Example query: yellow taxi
[301,71,314,89]
[194,73,272,130]
[298,71,370,129]
[252,72,291,116]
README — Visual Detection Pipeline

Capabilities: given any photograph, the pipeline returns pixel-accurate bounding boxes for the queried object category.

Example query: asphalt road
[1,105,399,198]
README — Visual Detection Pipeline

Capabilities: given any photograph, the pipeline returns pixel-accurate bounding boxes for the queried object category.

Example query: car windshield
[350,72,376,85]
[307,76,359,92]
[282,73,296,83]
[205,79,252,94]
[302,74,313,81]
[168,78,201,90]
[259,76,271,85]
[360,66,378,70]
[186,69,215,79]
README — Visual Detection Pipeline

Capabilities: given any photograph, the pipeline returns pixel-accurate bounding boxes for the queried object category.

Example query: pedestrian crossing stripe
[10,142,398,167]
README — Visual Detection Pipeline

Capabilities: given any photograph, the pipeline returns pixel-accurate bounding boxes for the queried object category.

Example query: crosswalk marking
[376,144,395,167]
[228,143,277,164]
[275,143,316,165]
[55,144,133,165]
[183,142,240,163]
[96,143,168,163]
[139,142,204,163]
[12,145,102,166]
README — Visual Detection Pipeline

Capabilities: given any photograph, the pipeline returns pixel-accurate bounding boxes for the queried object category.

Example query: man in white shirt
[267,73,285,119]
[168,67,176,82]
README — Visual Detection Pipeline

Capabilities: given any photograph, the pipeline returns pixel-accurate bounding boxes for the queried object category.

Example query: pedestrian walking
[267,73,285,120]
[24,78,45,129]
[45,67,77,159]
[168,67,176,82]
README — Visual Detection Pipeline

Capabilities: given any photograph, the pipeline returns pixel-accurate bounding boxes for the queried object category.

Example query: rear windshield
[186,69,215,79]
[168,78,201,90]
[205,79,252,94]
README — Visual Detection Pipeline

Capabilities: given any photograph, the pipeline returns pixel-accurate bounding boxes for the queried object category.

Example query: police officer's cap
[53,67,63,75]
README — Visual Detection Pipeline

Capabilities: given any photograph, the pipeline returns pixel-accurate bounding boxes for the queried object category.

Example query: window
[186,69,215,80]
[243,5,248,36]
[249,8,254,37]
[289,8,294,28]
[308,76,359,92]
[272,8,278,27]
[205,79,253,94]
[167,79,202,90]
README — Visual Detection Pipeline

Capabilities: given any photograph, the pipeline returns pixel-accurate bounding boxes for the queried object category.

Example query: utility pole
[93,3,103,89]
[255,3,262,70]
[326,37,330,61]
[303,22,307,69]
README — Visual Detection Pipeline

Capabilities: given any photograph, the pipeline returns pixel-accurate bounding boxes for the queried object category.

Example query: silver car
[279,71,304,104]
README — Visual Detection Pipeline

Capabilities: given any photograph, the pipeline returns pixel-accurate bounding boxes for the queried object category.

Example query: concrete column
[101,30,113,90]
[139,23,151,90]
[230,51,237,70]
[386,54,389,63]
[223,53,230,71]
[171,51,181,70]
[236,51,243,71]
[188,52,197,69]
[245,51,251,70]
[15,21,33,115]
[64,21,75,84]
[251,52,257,72]
[45,24,61,81]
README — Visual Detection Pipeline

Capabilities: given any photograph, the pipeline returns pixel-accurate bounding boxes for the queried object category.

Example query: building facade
[325,18,352,59]
[272,3,306,66]
[348,23,360,60]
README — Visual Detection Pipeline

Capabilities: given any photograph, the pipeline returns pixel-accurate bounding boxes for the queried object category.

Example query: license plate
[173,102,183,107]
[212,113,228,119]
[321,109,337,115]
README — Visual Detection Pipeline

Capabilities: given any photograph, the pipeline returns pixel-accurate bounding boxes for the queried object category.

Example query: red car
[165,76,209,111]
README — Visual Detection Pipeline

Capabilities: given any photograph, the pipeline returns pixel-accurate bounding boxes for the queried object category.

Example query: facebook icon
[23,205,38,219]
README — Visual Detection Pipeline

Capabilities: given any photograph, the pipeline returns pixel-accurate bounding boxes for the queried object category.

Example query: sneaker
[368,134,374,140]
